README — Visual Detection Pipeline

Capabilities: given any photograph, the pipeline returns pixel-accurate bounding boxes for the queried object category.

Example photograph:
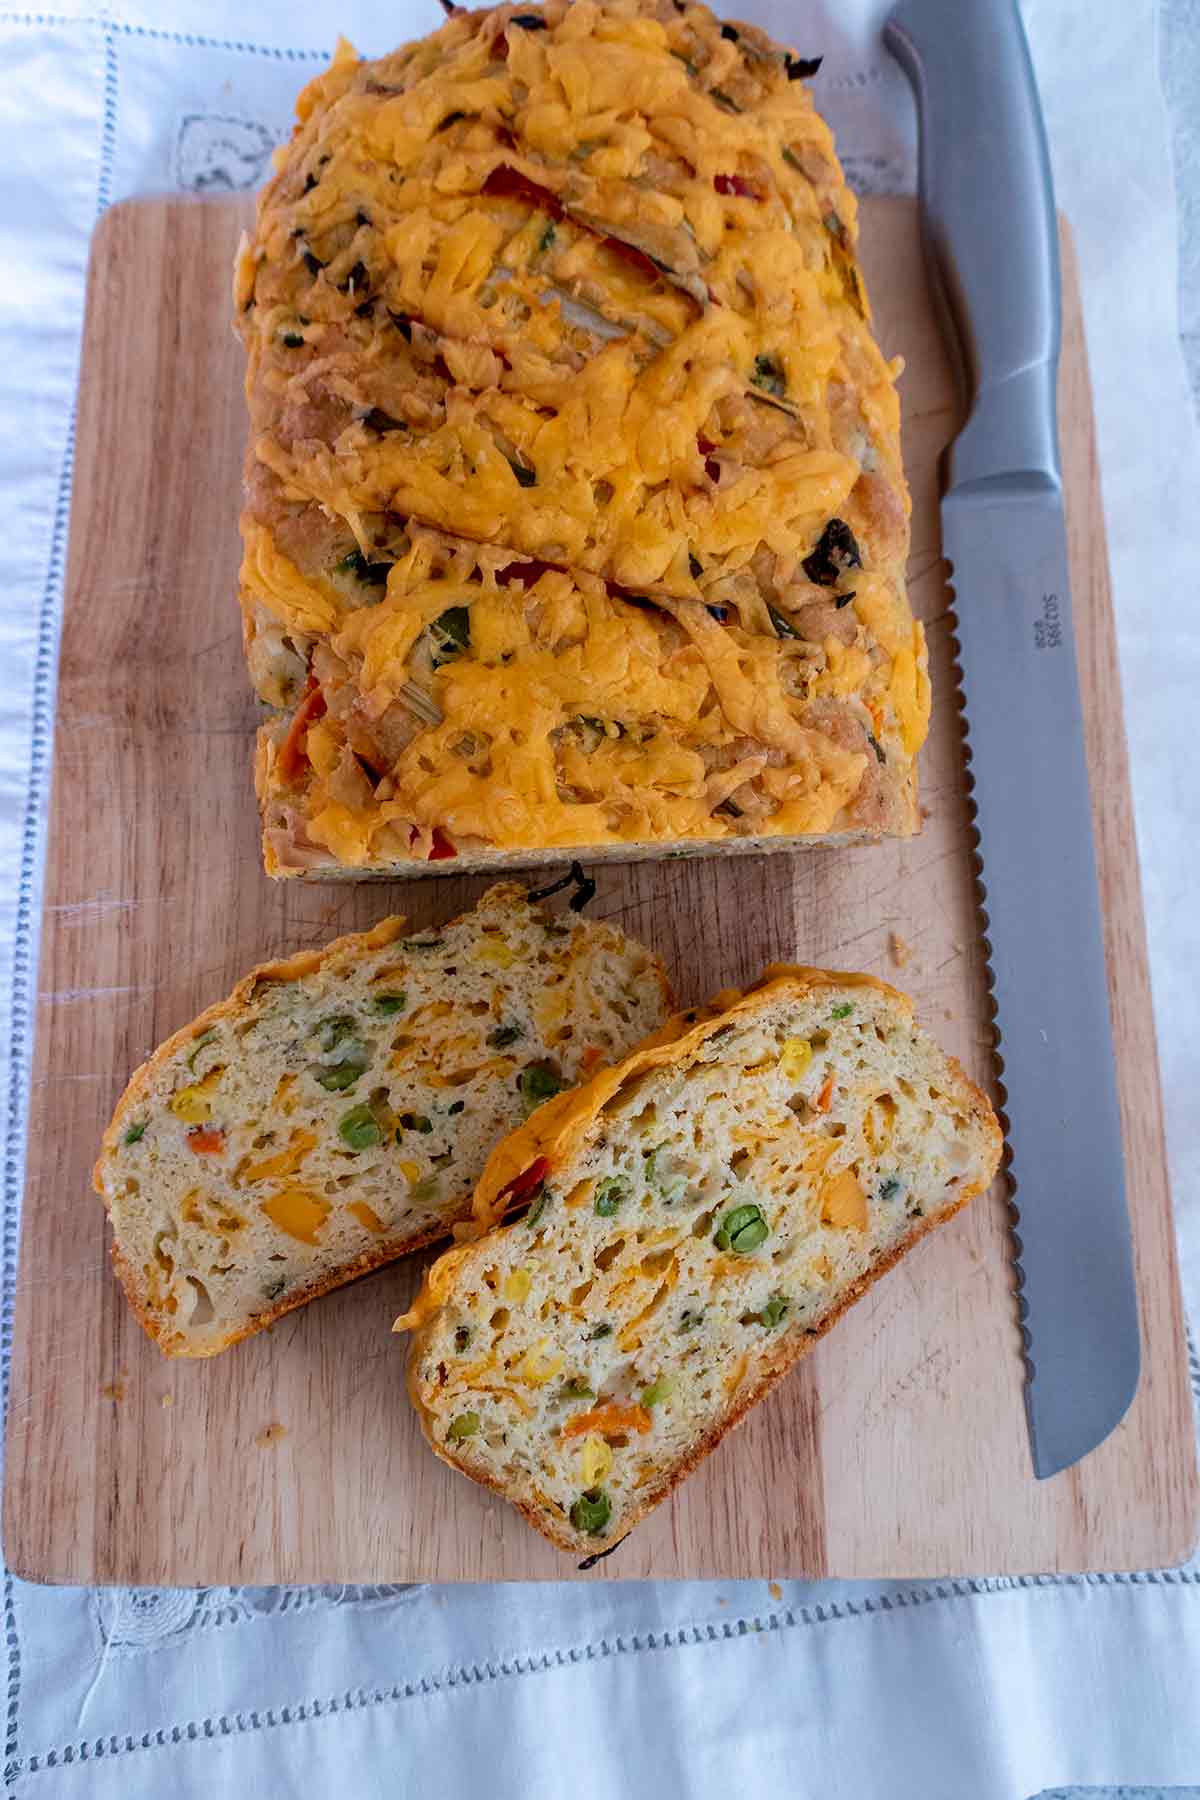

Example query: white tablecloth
[0,2,1197,1794]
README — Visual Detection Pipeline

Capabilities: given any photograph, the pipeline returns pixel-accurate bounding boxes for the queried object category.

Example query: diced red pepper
[429,827,457,861]
[187,1126,226,1155]
[714,173,762,199]
[500,1157,550,1205]
[276,677,326,782]
[482,163,564,220]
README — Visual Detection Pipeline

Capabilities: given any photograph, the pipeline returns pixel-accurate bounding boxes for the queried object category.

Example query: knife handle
[884,0,1062,492]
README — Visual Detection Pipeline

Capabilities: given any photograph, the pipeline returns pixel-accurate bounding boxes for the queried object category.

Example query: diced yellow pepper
[476,939,516,967]
[580,1433,613,1486]
[779,1037,813,1081]
[260,1186,331,1245]
[518,1337,565,1386]
[504,1267,533,1304]
[820,1168,868,1232]
[169,1066,224,1124]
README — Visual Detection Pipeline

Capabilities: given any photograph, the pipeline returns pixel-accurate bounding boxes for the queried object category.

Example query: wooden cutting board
[4,195,1194,1585]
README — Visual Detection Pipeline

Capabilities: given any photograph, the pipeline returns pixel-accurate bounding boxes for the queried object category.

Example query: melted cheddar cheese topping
[236,0,928,873]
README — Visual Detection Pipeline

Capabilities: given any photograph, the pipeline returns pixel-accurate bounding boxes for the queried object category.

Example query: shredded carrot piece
[814,1074,836,1113]
[580,1045,605,1075]
[560,1401,652,1440]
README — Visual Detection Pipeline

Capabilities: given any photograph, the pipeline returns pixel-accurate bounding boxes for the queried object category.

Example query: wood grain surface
[4,196,1194,1585]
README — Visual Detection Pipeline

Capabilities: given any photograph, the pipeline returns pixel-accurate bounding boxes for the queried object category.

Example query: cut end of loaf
[94,881,671,1356]
[402,970,1002,1554]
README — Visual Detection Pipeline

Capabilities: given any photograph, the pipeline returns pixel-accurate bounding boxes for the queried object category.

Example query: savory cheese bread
[235,0,928,878]
[94,882,671,1356]
[397,968,1001,1555]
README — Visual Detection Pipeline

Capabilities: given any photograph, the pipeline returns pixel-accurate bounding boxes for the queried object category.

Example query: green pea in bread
[94,881,672,1356]
[397,967,1002,1556]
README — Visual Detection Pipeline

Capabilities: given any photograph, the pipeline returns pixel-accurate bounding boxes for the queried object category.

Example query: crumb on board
[255,1422,288,1449]
[160,1394,174,1409]
[888,931,912,970]
[100,1381,125,1403]
[768,1581,783,1602]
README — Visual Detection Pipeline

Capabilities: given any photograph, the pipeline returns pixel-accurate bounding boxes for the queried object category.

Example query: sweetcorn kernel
[476,940,516,967]
[581,1433,613,1486]
[779,1037,812,1081]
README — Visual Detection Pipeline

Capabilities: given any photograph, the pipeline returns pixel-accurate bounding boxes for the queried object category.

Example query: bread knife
[884,0,1140,1476]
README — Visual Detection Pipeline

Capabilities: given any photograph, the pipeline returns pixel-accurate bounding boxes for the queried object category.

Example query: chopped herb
[768,603,800,639]
[824,210,848,247]
[570,1488,612,1535]
[527,860,596,912]
[752,1293,790,1329]
[802,517,862,587]
[711,88,741,113]
[525,1185,548,1227]
[678,1308,703,1332]
[430,606,471,662]
[510,12,548,26]
[785,53,823,79]
[587,1321,613,1340]
[453,1326,473,1352]
[593,1176,629,1218]
[447,1411,480,1440]
[537,220,557,255]
[281,330,305,348]
[362,407,405,434]
[879,1177,901,1203]
[338,1104,382,1151]
[410,1175,440,1204]
[506,457,537,488]
[262,1276,287,1301]
[186,1030,217,1072]
[781,146,805,174]
[488,1024,525,1048]
[689,553,703,579]
[389,310,413,340]
[867,733,887,765]
[519,1062,564,1115]
[338,548,392,585]
[751,353,786,399]
[402,937,444,951]
[834,590,857,608]
[559,1377,595,1401]
[398,1112,433,1134]
[714,1202,769,1255]
[640,1374,675,1407]
[447,1100,466,1116]
[123,1122,146,1146]
[373,992,407,1015]
[830,1002,853,1019]
[302,249,324,277]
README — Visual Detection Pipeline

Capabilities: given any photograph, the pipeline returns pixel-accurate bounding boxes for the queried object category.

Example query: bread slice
[397,967,1002,1555]
[94,882,672,1357]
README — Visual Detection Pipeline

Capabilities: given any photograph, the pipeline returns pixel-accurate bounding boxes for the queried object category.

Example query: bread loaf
[94,881,671,1355]
[234,0,927,879]
[397,967,1001,1554]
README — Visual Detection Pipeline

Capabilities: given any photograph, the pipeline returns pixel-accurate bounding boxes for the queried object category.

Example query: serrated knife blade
[885,0,1140,1475]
